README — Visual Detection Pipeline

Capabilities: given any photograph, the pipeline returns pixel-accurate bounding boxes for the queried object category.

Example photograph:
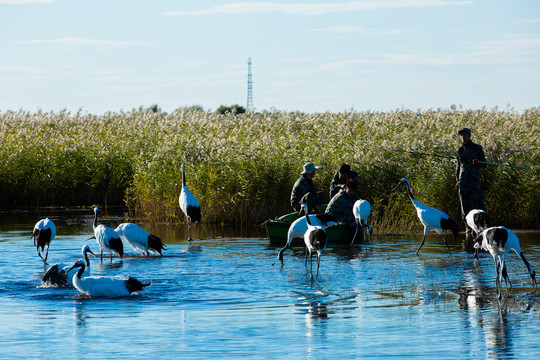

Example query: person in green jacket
[325,179,358,238]
[456,128,486,232]
[290,162,325,213]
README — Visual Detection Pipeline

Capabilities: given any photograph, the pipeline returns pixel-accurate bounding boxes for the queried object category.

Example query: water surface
[1,212,540,359]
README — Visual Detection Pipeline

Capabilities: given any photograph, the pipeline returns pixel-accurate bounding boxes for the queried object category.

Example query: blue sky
[1,0,539,114]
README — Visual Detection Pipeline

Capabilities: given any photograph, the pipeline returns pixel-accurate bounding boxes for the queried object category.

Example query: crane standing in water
[394,178,459,255]
[179,164,201,242]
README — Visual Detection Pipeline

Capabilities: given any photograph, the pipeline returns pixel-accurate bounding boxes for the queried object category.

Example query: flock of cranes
[36,164,200,297]
[33,171,535,300]
[277,177,536,298]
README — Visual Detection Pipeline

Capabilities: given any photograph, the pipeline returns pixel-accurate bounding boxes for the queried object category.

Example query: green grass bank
[1,107,538,230]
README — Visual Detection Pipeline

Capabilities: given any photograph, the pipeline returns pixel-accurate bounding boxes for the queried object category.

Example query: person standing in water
[456,128,486,233]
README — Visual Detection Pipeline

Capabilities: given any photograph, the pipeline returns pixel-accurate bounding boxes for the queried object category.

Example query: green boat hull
[265,210,350,247]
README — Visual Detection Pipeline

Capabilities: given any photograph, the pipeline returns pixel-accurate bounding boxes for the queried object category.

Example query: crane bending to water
[32,218,56,266]
[475,226,536,300]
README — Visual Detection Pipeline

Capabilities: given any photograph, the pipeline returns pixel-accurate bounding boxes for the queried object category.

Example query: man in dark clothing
[325,179,358,241]
[326,179,358,224]
[290,162,325,213]
[456,128,486,231]
[329,163,359,199]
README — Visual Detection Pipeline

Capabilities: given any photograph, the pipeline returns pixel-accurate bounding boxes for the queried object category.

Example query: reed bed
[1,107,538,230]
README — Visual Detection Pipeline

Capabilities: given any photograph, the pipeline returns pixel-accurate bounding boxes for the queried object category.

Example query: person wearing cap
[290,162,325,213]
[329,163,359,199]
[456,128,486,232]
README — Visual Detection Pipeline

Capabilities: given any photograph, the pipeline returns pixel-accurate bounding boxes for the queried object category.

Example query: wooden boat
[265,209,350,247]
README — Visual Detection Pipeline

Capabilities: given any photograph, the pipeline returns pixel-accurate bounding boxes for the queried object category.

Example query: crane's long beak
[393,182,402,191]
[67,261,83,273]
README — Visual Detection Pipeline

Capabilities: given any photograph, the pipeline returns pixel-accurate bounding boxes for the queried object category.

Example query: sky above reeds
[1,0,539,114]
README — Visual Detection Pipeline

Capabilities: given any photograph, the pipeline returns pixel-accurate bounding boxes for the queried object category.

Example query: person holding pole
[455,128,486,233]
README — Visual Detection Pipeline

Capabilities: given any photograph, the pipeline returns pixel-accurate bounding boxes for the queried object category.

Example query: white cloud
[183,60,205,67]
[312,25,364,33]
[473,35,540,58]
[0,65,46,74]
[378,35,540,66]
[278,57,316,63]
[515,18,540,24]
[311,25,408,35]
[163,0,472,16]
[17,37,149,46]
[0,0,53,4]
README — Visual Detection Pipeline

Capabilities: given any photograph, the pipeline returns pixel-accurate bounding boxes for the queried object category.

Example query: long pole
[393,149,530,170]
[477,160,530,170]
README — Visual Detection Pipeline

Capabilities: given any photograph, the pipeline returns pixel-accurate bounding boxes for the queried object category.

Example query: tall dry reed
[1,106,538,229]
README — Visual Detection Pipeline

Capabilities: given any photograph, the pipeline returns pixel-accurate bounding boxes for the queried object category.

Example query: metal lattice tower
[246,57,254,112]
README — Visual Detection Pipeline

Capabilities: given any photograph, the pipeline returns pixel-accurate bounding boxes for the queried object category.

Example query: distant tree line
[145,104,246,115]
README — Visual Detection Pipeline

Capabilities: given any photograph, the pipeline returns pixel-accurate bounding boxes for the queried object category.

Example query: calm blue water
[1,212,540,359]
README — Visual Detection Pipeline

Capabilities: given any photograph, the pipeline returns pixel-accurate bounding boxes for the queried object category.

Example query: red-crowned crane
[302,202,328,281]
[179,164,201,242]
[114,223,166,256]
[42,244,95,287]
[68,259,151,297]
[465,209,489,259]
[32,218,56,266]
[394,178,459,255]
[352,199,373,245]
[277,210,337,267]
[92,207,123,262]
[474,226,536,300]
[466,209,489,237]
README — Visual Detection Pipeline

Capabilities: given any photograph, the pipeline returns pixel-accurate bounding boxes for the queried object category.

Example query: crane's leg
[315,252,321,280]
[187,216,193,242]
[501,264,511,289]
[495,260,501,300]
[38,247,46,264]
[309,252,314,282]
[44,244,50,265]
[438,233,452,255]
[416,230,428,255]
[100,249,104,263]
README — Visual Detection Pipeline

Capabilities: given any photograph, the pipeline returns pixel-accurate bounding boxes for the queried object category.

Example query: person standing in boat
[325,179,358,239]
[290,162,325,214]
[329,163,359,199]
[455,127,486,233]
